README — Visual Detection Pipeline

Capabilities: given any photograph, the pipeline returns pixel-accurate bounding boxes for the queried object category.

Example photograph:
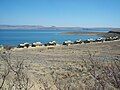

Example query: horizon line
[0,24,120,28]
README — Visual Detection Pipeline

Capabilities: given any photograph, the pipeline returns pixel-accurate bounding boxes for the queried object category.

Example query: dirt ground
[0,40,120,90]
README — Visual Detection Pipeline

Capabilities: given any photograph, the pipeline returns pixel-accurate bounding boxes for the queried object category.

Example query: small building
[105,37,113,41]
[74,39,82,44]
[45,41,56,46]
[32,42,42,47]
[18,42,30,48]
[84,38,94,43]
[95,37,105,42]
[63,40,73,46]
[88,38,94,42]
[24,42,30,48]
[18,44,25,48]
[112,36,119,40]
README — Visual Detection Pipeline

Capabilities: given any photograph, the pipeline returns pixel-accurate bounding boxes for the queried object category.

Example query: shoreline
[1,36,120,51]
[62,30,120,38]
[61,31,106,36]
[0,37,120,90]
[0,30,120,48]
[11,39,120,51]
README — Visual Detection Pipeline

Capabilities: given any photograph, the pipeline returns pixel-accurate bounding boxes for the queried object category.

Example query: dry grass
[0,41,120,90]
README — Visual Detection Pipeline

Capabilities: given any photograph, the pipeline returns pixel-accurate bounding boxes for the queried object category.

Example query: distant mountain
[0,25,118,30]
[0,25,45,30]
[0,25,83,30]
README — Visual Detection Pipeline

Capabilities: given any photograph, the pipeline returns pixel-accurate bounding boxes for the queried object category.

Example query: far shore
[62,30,120,38]
[61,31,105,36]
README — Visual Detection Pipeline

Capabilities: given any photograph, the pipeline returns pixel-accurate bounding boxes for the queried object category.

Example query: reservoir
[0,29,109,46]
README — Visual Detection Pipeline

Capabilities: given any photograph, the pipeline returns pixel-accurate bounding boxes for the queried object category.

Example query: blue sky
[0,0,120,27]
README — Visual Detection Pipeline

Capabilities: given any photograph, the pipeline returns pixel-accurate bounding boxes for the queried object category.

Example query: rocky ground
[0,40,120,90]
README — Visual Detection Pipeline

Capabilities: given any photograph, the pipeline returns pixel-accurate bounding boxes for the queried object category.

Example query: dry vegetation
[0,41,120,90]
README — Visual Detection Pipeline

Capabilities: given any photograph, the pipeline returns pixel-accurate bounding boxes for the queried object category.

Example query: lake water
[0,29,109,46]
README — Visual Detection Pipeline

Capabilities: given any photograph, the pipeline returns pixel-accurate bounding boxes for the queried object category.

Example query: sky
[0,0,120,27]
